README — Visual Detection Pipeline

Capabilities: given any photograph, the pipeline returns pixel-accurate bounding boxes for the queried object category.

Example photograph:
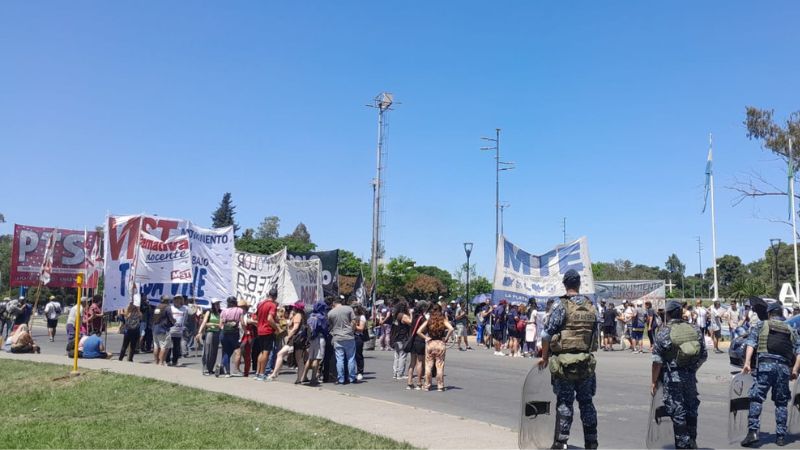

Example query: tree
[211,192,240,236]
[665,254,685,280]
[731,108,800,226]
[378,256,417,298]
[288,223,311,244]
[405,274,446,300]
[415,265,457,296]
[728,278,768,300]
[256,216,280,239]
[338,250,369,277]
[705,255,746,297]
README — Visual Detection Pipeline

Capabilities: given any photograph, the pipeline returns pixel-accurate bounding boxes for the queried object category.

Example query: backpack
[515,317,526,333]
[308,313,328,339]
[668,322,701,368]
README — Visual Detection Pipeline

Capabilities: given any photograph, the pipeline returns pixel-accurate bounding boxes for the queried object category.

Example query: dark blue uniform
[652,320,707,449]
[745,318,800,439]
[542,296,598,444]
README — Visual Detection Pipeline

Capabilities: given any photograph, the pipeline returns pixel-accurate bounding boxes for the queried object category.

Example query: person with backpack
[118,302,142,362]
[650,300,707,449]
[537,270,599,450]
[740,301,800,447]
[300,300,328,385]
[43,295,63,342]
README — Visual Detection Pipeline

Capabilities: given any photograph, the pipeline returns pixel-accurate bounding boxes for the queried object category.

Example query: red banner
[10,224,101,288]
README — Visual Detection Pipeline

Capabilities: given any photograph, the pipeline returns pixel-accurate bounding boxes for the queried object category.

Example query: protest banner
[185,223,234,307]
[279,258,323,305]
[594,280,666,309]
[103,214,185,312]
[135,232,193,284]
[287,249,339,297]
[233,248,286,305]
[10,224,101,288]
[492,236,594,304]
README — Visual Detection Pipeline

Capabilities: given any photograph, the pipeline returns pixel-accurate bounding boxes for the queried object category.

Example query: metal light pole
[464,242,473,313]
[500,203,510,236]
[481,129,513,257]
[770,238,782,297]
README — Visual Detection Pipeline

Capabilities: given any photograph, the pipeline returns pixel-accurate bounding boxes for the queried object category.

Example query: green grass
[0,360,414,449]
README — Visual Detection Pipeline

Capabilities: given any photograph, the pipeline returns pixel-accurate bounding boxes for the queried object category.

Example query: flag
[85,228,103,287]
[702,147,712,213]
[353,270,366,304]
[39,229,57,285]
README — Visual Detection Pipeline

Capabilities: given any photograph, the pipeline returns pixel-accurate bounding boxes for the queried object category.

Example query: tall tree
[211,192,240,236]
[257,216,280,239]
[665,254,686,280]
[288,223,311,243]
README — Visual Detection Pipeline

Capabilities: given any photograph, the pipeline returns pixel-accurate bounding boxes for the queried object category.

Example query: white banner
[186,223,234,305]
[135,232,193,284]
[233,249,286,306]
[279,258,323,305]
[492,236,594,304]
[104,214,186,312]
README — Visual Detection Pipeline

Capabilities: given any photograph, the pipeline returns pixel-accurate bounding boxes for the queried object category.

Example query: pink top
[220,307,243,324]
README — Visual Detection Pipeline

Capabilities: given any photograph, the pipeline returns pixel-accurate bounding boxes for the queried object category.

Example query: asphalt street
[28,321,792,449]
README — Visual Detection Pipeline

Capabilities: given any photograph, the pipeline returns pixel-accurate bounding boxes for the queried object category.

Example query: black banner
[287,249,339,298]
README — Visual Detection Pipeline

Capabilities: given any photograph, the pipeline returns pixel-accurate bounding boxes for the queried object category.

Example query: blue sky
[1,2,798,279]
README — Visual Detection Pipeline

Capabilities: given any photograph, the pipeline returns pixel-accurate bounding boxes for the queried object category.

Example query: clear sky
[1,1,799,280]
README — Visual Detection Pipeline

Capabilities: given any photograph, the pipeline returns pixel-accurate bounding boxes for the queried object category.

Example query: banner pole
[71,273,83,375]
[708,134,719,302]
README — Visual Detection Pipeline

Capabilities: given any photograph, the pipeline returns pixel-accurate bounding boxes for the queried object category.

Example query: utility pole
[500,203,510,236]
[370,93,394,308]
[481,129,514,257]
[562,217,567,244]
[696,236,703,298]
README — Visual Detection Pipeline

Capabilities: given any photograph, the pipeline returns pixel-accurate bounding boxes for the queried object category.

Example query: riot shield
[646,383,675,449]
[519,365,557,449]
[789,379,800,435]
[728,372,754,445]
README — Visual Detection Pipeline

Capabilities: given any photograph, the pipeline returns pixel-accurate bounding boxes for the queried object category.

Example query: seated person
[81,331,109,359]
[66,337,83,358]
[9,325,40,354]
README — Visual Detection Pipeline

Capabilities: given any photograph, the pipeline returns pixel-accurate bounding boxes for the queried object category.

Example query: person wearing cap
[255,288,280,381]
[43,295,63,342]
[537,269,599,449]
[651,299,707,449]
[197,298,222,375]
[740,300,800,447]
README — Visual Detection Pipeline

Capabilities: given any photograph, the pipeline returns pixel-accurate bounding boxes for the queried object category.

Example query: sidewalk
[0,352,517,450]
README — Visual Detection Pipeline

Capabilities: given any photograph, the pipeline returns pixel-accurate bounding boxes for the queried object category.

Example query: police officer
[650,300,707,449]
[741,301,800,447]
[538,269,599,450]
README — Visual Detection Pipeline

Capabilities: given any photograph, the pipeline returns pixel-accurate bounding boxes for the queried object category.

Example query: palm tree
[728,278,767,300]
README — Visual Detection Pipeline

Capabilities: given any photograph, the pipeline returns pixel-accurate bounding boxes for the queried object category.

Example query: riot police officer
[538,269,599,450]
[651,300,707,449]
[741,301,800,447]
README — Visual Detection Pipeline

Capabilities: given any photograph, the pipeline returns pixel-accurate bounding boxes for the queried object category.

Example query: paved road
[28,322,792,449]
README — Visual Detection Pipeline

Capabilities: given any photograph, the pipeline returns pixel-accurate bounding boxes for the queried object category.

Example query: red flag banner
[10,224,101,288]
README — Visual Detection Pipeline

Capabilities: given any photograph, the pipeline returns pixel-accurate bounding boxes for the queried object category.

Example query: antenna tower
[370,92,394,306]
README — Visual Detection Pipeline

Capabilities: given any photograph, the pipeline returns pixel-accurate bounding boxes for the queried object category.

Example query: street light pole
[464,242,473,314]
[770,238,782,297]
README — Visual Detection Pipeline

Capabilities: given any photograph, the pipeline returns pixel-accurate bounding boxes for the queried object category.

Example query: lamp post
[770,238,782,297]
[464,242,473,312]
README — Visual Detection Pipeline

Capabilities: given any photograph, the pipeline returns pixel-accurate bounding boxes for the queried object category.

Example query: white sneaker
[356,373,363,381]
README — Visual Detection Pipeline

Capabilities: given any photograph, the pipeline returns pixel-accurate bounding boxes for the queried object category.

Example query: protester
[236,299,257,377]
[328,296,357,384]
[405,300,428,390]
[255,288,279,381]
[85,295,104,334]
[82,330,109,359]
[267,301,307,382]
[300,300,328,385]
[644,301,656,352]
[167,296,188,366]
[709,300,724,354]
[475,299,490,346]
[390,299,412,380]
[602,302,616,351]
[8,324,40,354]
[118,302,142,362]
[631,300,646,353]
[197,298,222,376]
[152,297,175,366]
[66,297,88,340]
[417,303,453,392]
[0,297,13,339]
[506,303,521,357]
[454,300,470,351]
[726,300,742,339]
[378,301,392,351]
[139,297,153,353]
[218,296,243,377]
[538,270,599,450]
[492,300,507,356]
[43,295,62,342]
[353,304,368,381]
[266,305,289,376]
[523,305,537,357]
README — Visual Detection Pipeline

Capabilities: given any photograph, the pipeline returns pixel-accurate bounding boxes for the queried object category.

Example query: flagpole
[789,138,800,304]
[709,134,719,302]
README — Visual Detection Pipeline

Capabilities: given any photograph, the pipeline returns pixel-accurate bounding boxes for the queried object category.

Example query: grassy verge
[0,360,414,449]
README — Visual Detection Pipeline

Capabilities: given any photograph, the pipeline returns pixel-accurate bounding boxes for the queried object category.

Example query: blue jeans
[264,339,278,376]
[221,332,239,375]
[334,339,357,383]
[476,322,485,344]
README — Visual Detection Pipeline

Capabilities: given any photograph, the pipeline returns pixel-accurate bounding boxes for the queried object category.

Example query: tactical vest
[664,321,701,368]
[757,319,796,364]
[551,296,596,354]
